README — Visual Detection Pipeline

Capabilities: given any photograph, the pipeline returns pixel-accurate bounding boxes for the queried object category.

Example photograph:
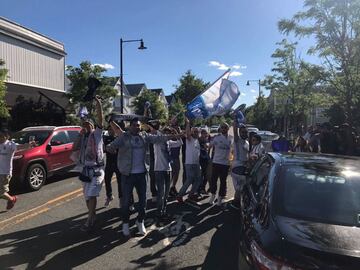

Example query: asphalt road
[0,168,250,270]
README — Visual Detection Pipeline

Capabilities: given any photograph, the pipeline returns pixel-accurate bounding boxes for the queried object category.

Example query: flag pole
[186,68,231,106]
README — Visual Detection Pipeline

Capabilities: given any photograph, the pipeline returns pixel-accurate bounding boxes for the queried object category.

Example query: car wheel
[26,163,47,191]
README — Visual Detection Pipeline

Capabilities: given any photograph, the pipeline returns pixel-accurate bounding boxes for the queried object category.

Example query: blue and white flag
[78,106,89,119]
[186,70,240,119]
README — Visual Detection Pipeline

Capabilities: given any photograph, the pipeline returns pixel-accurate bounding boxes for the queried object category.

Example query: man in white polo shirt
[0,129,17,210]
[209,122,233,206]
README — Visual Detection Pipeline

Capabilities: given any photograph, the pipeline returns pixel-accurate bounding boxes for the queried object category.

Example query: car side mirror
[46,144,52,152]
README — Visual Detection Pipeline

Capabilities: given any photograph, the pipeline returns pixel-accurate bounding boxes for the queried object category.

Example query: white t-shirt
[130,135,146,174]
[233,138,249,168]
[211,134,233,165]
[0,140,17,175]
[83,127,104,167]
[152,131,171,172]
[185,137,200,165]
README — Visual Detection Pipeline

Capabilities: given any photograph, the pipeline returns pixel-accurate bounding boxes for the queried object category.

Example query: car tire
[26,163,47,191]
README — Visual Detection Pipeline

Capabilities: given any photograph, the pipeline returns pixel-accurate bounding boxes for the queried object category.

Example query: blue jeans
[121,173,147,223]
[178,164,201,197]
[155,171,171,215]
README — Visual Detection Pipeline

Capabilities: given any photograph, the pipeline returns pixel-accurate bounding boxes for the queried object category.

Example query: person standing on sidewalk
[177,117,201,202]
[208,122,233,206]
[0,129,17,210]
[72,96,105,232]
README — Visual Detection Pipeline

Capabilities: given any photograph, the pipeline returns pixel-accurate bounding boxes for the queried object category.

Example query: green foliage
[131,89,167,123]
[168,100,185,126]
[9,96,65,131]
[0,59,10,119]
[278,0,360,126]
[246,96,274,130]
[173,70,209,105]
[66,61,118,116]
[265,39,331,129]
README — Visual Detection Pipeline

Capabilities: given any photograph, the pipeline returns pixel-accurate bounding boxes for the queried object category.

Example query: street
[0,171,248,270]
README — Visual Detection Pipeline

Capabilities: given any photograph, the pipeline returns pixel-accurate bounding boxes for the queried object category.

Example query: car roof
[21,126,81,131]
[269,152,360,170]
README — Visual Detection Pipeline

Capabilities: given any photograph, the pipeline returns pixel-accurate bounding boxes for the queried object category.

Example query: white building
[0,17,67,110]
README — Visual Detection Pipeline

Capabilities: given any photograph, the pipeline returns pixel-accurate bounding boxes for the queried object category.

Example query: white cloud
[218,64,230,70]
[209,61,221,67]
[253,95,257,99]
[232,65,241,69]
[229,71,242,77]
[241,92,246,96]
[250,89,256,93]
[240,65,247,69]
[92,63,115,70]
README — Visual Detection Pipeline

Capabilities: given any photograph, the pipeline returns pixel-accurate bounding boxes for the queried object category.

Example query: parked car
[239,153,360,269]
[200,125,209,133]
[256,130,279,152]
[210,125,220,134]
[246,125,259,133]
[11,126,81,191]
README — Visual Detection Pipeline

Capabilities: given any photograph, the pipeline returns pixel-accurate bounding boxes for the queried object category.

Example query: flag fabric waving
[186,70,240,119]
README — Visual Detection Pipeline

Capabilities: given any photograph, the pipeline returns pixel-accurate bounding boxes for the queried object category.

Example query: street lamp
[246,79,261,98]
[120,38,147,113]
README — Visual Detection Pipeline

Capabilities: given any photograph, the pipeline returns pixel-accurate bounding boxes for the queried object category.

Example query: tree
[265,39,332,133]
[173,70,209,105]
[66,61,117,116]
[0,59,10,120]
[278,0,360,126]
[245,95,274,130]
[168,100,185,127]
[131,89,167,123]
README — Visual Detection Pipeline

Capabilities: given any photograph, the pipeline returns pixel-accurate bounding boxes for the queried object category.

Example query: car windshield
[12,131,51,146]
[275,165,360,227]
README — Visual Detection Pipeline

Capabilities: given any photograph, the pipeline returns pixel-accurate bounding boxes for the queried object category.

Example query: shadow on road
[0,198,248,270]
[0,208,126,270]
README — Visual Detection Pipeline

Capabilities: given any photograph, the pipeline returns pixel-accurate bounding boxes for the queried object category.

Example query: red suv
[11,126,81,191]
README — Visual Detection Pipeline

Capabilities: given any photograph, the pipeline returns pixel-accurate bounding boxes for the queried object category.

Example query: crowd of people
[2,96,359,239]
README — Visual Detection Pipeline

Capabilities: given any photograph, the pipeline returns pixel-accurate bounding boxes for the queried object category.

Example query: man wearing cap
[73,96,104,232]
[0,129,17,210]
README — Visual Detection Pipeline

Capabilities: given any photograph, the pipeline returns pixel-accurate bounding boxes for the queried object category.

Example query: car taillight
[251,241,299,270]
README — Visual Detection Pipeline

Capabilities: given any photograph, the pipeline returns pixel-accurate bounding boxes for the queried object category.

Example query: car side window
[50,131,69,146]
[251,158,271,201]
[67,130,80,143]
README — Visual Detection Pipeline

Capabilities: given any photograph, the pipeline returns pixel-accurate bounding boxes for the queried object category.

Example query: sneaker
[136,220,147,236]
[152,196,157,203]
[104,195,114,207]
[122,223,130,237]
[6,196,17,210]
[176,196,184,203]
[217,196,224,206]
[209,194,216,205]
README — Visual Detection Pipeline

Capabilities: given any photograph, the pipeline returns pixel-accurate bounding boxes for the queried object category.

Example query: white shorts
[82,168,104,200]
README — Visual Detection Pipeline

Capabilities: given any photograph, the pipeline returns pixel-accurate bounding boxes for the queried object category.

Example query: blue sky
[1,0,314,107]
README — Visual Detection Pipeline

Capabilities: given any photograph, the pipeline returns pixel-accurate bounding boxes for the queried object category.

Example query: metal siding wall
[0,33,64,91]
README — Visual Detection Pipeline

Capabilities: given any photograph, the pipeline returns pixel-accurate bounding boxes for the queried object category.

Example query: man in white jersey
[208,122,233,206]
[0,129,17,210]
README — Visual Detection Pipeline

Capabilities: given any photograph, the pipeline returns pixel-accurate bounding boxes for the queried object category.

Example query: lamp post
[246,79,261,98]
[120,38,147,113]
